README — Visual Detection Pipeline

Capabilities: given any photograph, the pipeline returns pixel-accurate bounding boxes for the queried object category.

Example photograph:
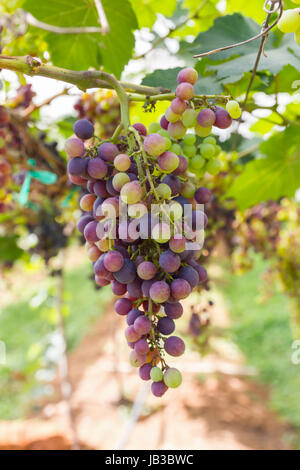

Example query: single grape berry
[144,133,166,156]
[74,119,94,140]
[164,336,185,357]
[164,368,182,388]
[176,82,194,101]
[177,67,198,85]
[214,107,232,129]
[197,108,216,128]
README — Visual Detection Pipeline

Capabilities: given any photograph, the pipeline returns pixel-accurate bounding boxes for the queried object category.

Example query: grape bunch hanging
[66,67,241,397]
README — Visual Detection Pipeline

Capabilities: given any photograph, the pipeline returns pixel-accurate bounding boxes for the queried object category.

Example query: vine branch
[25,12,103,34]
[94,0,110,35]
[0,55,170,95]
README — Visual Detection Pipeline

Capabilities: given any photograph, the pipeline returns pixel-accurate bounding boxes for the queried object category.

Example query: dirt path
[0,299,292,450]
[43,298,292,450]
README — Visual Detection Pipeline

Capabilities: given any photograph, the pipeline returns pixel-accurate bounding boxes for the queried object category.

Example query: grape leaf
[130,0,177,28]
[0,236,23,262]
[23,0,138,77]
[142,67,223,94]
[226,126,300,209]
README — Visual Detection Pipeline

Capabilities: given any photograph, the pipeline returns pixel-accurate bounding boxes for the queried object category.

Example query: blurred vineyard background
[0,0,299,450]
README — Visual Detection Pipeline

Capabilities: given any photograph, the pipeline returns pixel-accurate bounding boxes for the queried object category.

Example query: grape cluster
[74,90,121,139]
[65,67,243,396]
[277,3,300,45]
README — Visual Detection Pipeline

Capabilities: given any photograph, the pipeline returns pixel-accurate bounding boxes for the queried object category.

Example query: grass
[215,253,300,446]
[0,260,111,419]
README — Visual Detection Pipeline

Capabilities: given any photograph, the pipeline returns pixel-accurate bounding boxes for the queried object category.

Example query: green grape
[195,124,212,137]
[203,136,216,145]
[170,143,182,155]
[214,145,222,156]
[157,183,172,199]
[183,134,196,145]
[158,129,170,138]
[148,122,161,133]
[181,181,195,198]
[183,145,196,158]
[150,366,163,382]
[164,137,172,150]
[191,155,205,170]
[226,100,242,119]
[164,368,182,388]
[165,107,180,123]
[206,158,222,175]
[199,143,215,159]
[182,109,197,128]
[169,201,183,221]
[277,8,300,33]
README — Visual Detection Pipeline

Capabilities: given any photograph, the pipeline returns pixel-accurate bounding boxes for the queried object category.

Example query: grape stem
[128,93,231,103]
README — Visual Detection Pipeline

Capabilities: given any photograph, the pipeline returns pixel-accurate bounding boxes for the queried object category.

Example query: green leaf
[131,0,177,28]
[0,236,23,262]
[23,0,138,77]
[207,35,300,85]
[142,67,223,94]
[226,126,300,209]
[186,14,262,61]
[250,112,284,135]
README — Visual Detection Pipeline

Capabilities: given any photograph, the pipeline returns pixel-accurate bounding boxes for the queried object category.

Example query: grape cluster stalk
[65,67,242,397]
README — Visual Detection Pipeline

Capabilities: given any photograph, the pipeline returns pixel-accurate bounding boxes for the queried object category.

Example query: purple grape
[162,175,182,196]
[106,176,119,196]
[169,236,186,254]
[177,67,198,85]
[170,278,191,300]
[126,309,142,326]
[177,266,199,289]
[104,250,124,272]
[149,281,170,303]
[170,97,188,115]
[175,82,194,100]
[168,120,186,139]
[194,264,208,283]
[158,151,179,173]
[135,338,149,355]
[194,187,212,204]
[125,325,141,342]
[87,157,108,179]
[151,381,168,397]
[160,115,169,130]
[114,298,132,316]
[164,336,185,356]
[214,107,232,129]
[94,180,109,198]
[133,123,147,136]
[77,214,94,234]
[159,250,181,273]
[139,363,152,381]
[92,197,104,219]
[94,255,114,280]
[137,261,157,280]
[67,157,88,177]
[98,142,119,162]
[157,317,175,335]
[127,279,143,298]
[111,280,127,296]
[87,180,95,193]
[134,315,151,335]
[197,108,216,128]
[164,302,183,320]
[73,119,94,140]
[173,155,188,175]
[83,220,99,243]
[173,195,191,209]
[114,259,136,284]
[141,279,156,297]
